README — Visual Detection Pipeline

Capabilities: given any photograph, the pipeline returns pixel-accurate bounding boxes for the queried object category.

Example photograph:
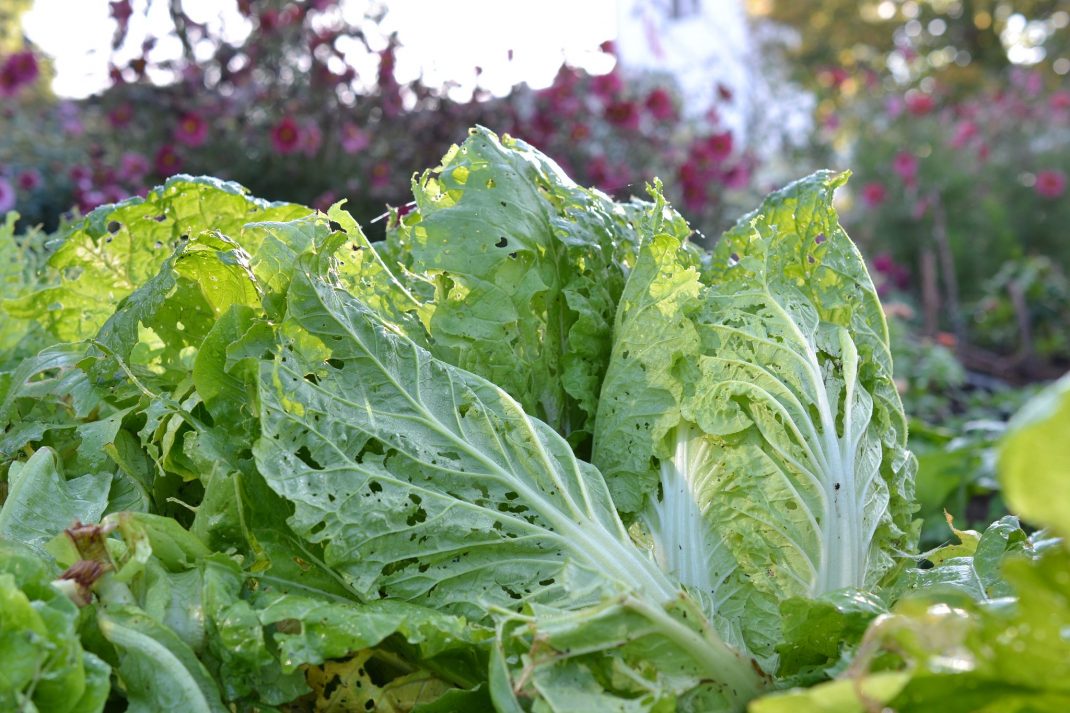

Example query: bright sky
[23,0,619,99]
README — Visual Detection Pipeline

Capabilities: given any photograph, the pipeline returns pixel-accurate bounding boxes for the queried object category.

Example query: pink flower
[302,122,323,156]
[721,163,751,190]
[68,165,92,190]
[154,145,183,176]
[904,91,935,116]
[1035,170,1067,199]
[861,182,887,207]
[313,190,337,212]
[370,161,391,191]
[120,152,150,181]
[174,113,208,147]
[872,253,895,274]
[270,117,302,154]
[1050,90,1070,112]
[892,151,919,184]
[949,120,978,149]
[0,177,15,213]
[340,123,370,154]
[644,87,676,121]
[16,169,41,192]
[77,189,106,213]
[604,99,640,130]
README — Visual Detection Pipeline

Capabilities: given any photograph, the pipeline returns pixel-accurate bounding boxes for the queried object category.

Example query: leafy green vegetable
[255,260,765,710]
[594,171,916,661]
[346,127,657,452]
[0,539,110,713]
[2,129,1059,713]
[999,372,1070,536]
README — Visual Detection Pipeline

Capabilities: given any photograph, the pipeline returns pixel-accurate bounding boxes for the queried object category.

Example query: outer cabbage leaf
[254,260,765,711]
[4,175,308,342]
[593,172,916,662]
[0,448,110,553]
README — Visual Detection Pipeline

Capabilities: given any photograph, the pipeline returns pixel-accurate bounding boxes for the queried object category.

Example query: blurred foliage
[753,0,1068,93]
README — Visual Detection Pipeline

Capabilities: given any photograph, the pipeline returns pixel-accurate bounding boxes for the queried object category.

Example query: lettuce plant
[0,127,1065,712]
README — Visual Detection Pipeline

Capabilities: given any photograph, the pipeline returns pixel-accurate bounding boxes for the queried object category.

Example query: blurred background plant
[1,0,1068,545]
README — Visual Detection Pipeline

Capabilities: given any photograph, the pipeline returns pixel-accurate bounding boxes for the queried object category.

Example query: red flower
[904,91,935,116]
[1050,91,1070,112]
[270,117,302,154]
[1035,170,1067,199]
[587,156,631,194]
[644,87,676,121]
[721,163,751,190]
[604,99,640,130]
[174,112,208,147]
[861,182,887,208]
[892,151,919,184]
[154,145,183,176]
[16,169,41,192]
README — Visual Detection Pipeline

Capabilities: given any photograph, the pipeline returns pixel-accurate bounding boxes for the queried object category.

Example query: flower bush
[1,1,764,239]
[825,68,1070,363]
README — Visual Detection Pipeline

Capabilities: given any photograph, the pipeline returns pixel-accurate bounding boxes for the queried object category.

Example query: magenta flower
[120,152,150,181]
[861,182,887,208]
[698,132,734,163]
[174,113,208,147]
[154,145,183,176]
[270,117,302,154]
[1035,170,1067,199]
[340,123,370,154]
[68,165,92,190]
[892,151,919,184]
[77,189,107,213]
[644,87,676,121]
[591,71,622,100]
[587,156,631,194]
[0,51,39,97]
[0,177,15,213]
[949,120,978,149]
[108,103,134,128]
[16,169,41,192]
[721,163,751,190]
[604,99,640,131]
[313,190,337,212]
[370,161,391,191]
